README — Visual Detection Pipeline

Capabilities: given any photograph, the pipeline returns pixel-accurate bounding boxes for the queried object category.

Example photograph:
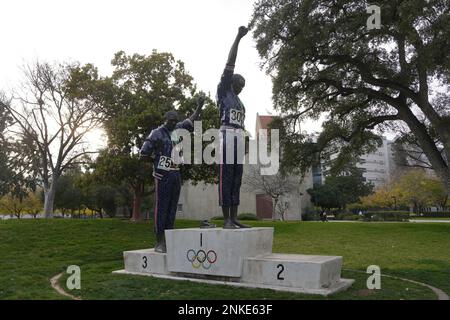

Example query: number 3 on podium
[142,256,149,269]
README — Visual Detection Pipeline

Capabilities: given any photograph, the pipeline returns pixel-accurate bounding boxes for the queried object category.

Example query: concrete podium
[114,227,353,296]
[166,228,273,277]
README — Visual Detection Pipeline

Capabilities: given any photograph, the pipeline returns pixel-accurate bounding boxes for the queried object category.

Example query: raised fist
[197,91,206,107]
[237,26,248,38]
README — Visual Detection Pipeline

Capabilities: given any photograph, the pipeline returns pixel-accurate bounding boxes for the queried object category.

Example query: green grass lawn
[0,219,449,300]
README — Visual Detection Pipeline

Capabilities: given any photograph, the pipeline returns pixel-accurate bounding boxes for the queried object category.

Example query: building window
[177,204,183,213]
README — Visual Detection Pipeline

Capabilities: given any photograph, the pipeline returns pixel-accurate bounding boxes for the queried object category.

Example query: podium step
[242,253,343,290]
[123,249,169,275]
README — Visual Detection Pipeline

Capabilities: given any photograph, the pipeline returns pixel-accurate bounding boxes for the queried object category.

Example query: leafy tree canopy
[251,0,450,193]
[308,164,374,209]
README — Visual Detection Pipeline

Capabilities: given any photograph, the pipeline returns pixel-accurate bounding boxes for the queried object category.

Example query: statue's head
[232,74,245,95]
[164,110,179,132]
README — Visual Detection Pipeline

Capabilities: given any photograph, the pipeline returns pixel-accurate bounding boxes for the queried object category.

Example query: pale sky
[2,0,415,151]
[0,0,323,143]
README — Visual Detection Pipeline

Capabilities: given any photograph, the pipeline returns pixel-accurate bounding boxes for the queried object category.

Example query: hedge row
[363,211,410,222]
[333,211,410,222]
[413,212,450,218]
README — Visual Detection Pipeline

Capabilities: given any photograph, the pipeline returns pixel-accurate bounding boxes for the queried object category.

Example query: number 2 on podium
[277,264,285,280]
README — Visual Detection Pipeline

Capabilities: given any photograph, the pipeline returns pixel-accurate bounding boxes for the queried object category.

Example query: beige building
[319,137,396,189]
[177,114,313,221]
[359,138,395,187]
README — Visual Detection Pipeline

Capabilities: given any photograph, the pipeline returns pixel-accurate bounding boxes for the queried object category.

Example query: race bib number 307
[157,156,172,171]
[230,108,244,126]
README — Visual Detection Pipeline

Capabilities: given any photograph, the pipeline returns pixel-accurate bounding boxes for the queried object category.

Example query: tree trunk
[43,184,57,219]
[131,182,144,222]
[280,208,285,221]
[435,123,450,197]
[399,108,450,196]
[272,198,278,221]
[445,171,450,200]
[443,195,449,211]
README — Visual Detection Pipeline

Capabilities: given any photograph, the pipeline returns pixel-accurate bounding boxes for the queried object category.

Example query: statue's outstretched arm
[189,92,206,122]
[226,26,248,67]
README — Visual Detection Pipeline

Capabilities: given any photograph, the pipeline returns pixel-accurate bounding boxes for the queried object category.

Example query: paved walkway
[316,220,450,223]
[410,219,450,223]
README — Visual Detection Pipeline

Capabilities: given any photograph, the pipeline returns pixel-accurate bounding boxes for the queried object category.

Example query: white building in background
[358,138,396,187]
[316,137,396,189]
[177,114,313,221]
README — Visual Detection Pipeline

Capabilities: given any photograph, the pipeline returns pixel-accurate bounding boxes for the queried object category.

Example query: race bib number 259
[229,108,244,126]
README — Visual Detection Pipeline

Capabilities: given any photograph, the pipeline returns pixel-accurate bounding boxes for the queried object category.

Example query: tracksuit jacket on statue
[140,119,193,234]
[216,63,246,207]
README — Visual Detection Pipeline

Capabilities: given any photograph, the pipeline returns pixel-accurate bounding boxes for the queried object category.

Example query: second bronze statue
[139,93,206,252]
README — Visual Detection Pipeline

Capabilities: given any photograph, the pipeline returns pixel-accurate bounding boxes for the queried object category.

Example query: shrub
[418,211,450,218]
[334,213,345,220]
[302,211,320,221]
[335,213,361,221]
[347,203,368,212]
[362,211,410,222]
[369,214,383,222]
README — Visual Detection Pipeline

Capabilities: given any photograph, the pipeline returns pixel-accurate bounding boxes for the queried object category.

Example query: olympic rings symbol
[186,249,218,270]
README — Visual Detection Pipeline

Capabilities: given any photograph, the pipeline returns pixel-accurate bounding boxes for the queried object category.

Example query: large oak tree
[250,0,450,193]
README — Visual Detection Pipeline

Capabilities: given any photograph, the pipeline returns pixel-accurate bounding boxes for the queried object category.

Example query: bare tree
[243,165,298,221]
[0,92,14,196]
[0,61,103,218]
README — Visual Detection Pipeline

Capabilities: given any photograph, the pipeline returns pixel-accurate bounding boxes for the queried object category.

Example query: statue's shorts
[218,128,245,207]
[153,170,181,234]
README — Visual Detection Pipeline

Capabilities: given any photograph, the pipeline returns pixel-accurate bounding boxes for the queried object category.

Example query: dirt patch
[50,272,82,300]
